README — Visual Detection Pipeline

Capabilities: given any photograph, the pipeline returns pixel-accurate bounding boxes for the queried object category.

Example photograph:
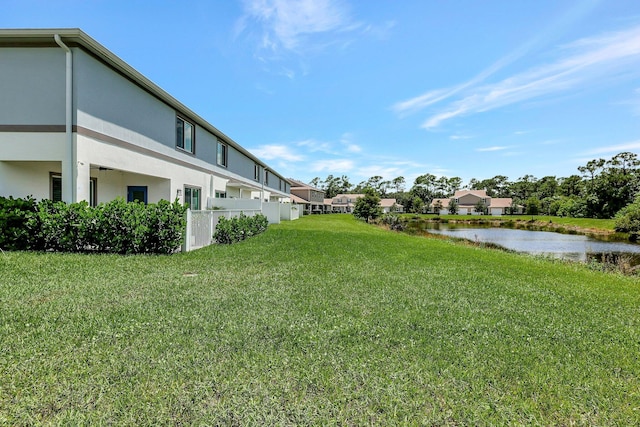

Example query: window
[265,171,269,186]
[254,164,260,181]
[50,173,98,205]
[279,179,283,191]
[50,173,62,202]
[215,191,227,198]
[184,186,201,210]
[217,141,227,167]
[176,116,195,153]
[127,186,148,204]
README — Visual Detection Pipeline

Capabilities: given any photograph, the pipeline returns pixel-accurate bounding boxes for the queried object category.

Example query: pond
[412,223,640,264]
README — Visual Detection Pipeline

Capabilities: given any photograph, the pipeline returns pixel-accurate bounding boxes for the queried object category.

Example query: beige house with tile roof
[331,194,403,214]
[430,189,521,216]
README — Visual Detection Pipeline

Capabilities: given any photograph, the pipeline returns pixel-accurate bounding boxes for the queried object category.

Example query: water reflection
[417,223,640,263]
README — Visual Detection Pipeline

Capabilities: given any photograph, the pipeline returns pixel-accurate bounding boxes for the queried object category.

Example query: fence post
[182,208,192,252]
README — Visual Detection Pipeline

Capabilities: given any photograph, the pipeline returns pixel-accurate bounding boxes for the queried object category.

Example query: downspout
[54,34,75,202]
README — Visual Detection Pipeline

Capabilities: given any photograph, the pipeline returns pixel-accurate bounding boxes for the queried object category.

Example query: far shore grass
[404,213,618,235]
[1,214,639,424]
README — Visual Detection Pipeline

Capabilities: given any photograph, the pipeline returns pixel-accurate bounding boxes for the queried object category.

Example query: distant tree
[320,175,353,198]
[353,188,382,223]
[474,199,486,215]
[470,175,511,197]
[433,200,444,216]
[555,197,587,218]
[512,175,538,202]
[392,176,406,193]
[525,197,540,216]
[412,173,438,203]
[537,176,559,200]
[410,196,424,214]
[559,175,583,197]
[448,198,458,215]
[614,195,640,241]
[445,177,464,196]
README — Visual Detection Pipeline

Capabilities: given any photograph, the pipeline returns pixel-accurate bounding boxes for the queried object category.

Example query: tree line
[309,152,640,219]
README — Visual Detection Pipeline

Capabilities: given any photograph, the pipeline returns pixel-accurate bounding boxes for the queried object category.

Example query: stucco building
[0,28,290,209]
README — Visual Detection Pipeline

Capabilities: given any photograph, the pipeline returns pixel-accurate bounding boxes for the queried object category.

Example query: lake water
[416,223,640,263]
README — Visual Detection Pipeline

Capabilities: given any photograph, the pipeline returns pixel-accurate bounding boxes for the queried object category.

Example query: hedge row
[0,196,187,254]
[213,213,269,244]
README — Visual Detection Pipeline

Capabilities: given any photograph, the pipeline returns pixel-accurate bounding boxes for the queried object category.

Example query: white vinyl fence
[182,209,261,252]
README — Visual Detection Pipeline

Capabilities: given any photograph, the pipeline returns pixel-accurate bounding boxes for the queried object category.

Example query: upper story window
[176,116,195,154]
[217,141,228,167]
[265,171,269,186]
[254,164,260,181]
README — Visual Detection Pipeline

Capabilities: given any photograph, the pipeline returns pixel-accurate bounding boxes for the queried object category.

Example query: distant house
[330,194,403,214]
[288,179,331,214]
[430,189,521,216]
[0,28,290,209]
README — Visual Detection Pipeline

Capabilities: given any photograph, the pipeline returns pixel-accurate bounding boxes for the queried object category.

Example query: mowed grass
[1,214,639,425]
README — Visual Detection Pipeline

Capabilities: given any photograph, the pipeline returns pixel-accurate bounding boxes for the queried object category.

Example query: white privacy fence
[182,209,261,252]
[182,203,300,252]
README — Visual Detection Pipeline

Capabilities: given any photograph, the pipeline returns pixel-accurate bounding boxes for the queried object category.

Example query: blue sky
[4,0,640,187]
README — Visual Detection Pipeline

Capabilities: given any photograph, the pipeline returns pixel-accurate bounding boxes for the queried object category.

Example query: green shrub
[1,197,186,254]
[0,196,38,250]
[614,196,640,241]
[213,213,268,244]
[142,199,187,254]
[32,200,95,252]
[380,213,405,231]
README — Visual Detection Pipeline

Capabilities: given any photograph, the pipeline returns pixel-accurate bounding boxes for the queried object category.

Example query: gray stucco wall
[227,144,259,182]
[3,46,290,193]
[0,48,65,125]
[74,48,175,147]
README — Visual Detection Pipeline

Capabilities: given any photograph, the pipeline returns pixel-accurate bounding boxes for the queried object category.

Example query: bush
[1,197,186,254]
[213,213,268,244]
[614,196,640,241]
[0,196,38,250]
[32,200,95,252]
[380,213,405,231]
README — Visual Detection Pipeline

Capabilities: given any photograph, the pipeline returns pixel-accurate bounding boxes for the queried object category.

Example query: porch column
[76,161,90,203]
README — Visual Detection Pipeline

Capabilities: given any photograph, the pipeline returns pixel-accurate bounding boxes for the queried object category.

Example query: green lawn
[1,214,639,424]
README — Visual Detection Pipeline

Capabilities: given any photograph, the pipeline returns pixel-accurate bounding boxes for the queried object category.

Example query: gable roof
[288,178,323,192]
[380,199,401,208]
[289,194,310,204]
[454,189,488,198]
[489,198,513,208]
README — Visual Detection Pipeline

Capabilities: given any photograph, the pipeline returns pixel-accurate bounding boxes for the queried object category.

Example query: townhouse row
[0,29,290,209]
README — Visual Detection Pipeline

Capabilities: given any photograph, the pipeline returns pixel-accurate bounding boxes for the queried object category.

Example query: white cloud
[310,158,355,173]
[405,24,640,129]
[476,146,509,152]
[585,140,640,155]
[449,134,473,140]
[295,138,334,153]
[240,0,355,53]
[355,165,404,180]
[340,132,362,153]
[249,144,305,162]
